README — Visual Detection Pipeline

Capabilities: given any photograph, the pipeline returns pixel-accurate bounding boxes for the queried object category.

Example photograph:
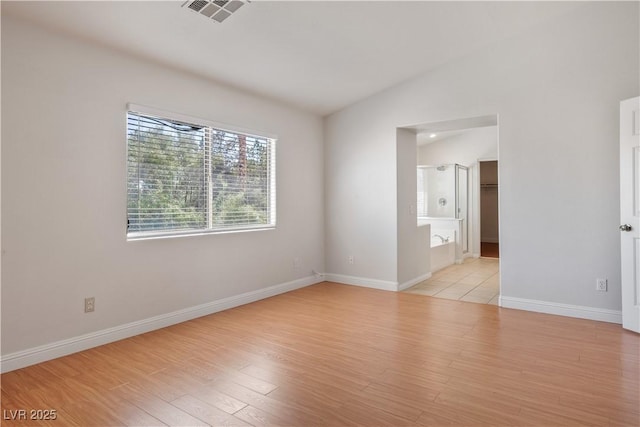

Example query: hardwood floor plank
[233,405,293,427]
[7,376,111,409]
[333,400,417,426]
[516,404,610,427]
[233,341,372,392]
[192,383,248,415]
[343,383,424,421]
[59,395,166,427]
[172,358,223,383]
[379,366,449,388]
[211,379,326,424]
[415,400,502,427]
[608,411,640,427]
[171,394,252,427]
[112,384,210,426]
[125,370,190,403]
[1,365,63,395]
[190,357,278,395]
[150,366,214,393]
[2,282,638,426]
[245,364,353,411]
[35,358,83,380]
[265,381,350,416]
[557,392,640,420]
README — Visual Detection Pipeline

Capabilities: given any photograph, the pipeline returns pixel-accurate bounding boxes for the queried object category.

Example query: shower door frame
[455,164,469,255]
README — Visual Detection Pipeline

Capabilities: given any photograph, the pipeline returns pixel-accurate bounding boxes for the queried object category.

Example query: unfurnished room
[1,1,639,426]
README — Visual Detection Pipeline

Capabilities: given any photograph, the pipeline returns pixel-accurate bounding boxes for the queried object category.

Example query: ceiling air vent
[182,0,248,23]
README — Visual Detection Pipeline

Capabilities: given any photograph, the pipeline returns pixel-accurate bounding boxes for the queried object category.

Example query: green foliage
[214,192,265,226]
[127,113,271,234]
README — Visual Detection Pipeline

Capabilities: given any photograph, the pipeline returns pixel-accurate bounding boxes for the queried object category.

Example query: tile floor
[404,257,500,305]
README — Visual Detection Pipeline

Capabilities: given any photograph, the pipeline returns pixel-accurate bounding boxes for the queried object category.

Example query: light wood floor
[2,282,638,426]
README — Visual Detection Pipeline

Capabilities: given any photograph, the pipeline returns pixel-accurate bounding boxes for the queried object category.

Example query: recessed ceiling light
[429,133,437,138]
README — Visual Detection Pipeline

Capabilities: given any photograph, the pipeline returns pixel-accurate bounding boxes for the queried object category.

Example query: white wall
[325,2,639,315]
[1,16,324,357]
[324,109,399,283]
[418,126,497,166]
[396,129,430,287]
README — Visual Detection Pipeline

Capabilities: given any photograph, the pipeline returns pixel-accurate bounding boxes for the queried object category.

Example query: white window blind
[127,109,275,239]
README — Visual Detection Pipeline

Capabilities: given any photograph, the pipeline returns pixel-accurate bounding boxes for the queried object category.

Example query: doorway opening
[398,114,501,305]
[480,160,500,258]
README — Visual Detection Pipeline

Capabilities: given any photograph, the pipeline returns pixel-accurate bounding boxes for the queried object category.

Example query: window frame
[126,103,277,241]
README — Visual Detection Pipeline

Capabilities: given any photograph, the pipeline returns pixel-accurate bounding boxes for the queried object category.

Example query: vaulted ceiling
[2,1,586,115]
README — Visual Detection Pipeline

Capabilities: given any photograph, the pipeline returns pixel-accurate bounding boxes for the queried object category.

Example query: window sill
[127,225,276,241]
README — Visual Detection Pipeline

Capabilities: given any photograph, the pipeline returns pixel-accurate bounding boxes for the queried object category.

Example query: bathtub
[431,229,456,272]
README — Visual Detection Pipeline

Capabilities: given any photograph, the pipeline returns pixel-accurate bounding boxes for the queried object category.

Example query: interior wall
[396,129,430,287]
[1,16,325,356]
[325,2,639,312]
[324,110,399,283]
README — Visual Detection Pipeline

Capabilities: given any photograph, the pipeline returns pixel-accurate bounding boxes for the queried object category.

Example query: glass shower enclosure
[417,164,469,254]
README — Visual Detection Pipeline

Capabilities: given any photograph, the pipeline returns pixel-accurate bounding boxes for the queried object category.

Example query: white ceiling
[404,114,497,145]
[2,1,586,116]
[417,129,473,146]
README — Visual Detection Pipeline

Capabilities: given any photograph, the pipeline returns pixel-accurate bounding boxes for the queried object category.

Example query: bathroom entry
[417,163,469,263]
[479,160,499,258]
[399,114,500,305]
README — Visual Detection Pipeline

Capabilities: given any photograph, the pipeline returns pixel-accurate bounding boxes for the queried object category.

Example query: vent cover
[182,0,248,23]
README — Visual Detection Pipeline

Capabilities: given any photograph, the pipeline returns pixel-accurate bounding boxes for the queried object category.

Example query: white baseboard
[398,273,432,291]
[324,272,431,292]
[0,275,322,373]
[499,296,622,324]
[323,273,398,292]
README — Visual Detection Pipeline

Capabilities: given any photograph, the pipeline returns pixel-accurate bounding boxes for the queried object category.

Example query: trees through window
[127,110,275,238]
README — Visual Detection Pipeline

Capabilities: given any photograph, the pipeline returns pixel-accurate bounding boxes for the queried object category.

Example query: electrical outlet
[293,257,300,271]
[84,297,95,313]
[348,255,354,264]
[596,279,608,292]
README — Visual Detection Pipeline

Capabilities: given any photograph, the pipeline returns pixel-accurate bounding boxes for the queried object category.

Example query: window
[126,106,276,239]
